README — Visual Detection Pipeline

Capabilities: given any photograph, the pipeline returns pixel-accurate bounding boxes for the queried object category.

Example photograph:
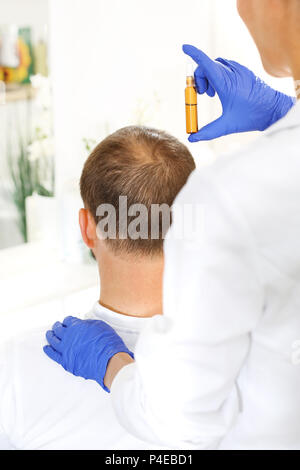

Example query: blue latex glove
[43,316,134,393]
[183,44,296,142]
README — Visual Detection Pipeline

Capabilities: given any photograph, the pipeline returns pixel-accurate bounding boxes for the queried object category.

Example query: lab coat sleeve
[0,340,15,449]
[111,171,263,449]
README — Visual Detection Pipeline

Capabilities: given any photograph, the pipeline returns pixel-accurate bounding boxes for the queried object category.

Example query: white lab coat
[111,102,300,450]
[0,303,164,450]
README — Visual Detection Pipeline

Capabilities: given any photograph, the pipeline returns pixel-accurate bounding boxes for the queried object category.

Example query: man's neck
[96,246,164,318]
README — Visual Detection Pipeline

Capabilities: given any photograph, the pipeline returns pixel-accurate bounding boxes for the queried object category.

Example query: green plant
[7,136,30,242]
[82,137,97,154]
[7,131,54,242]
[5,75,55,242]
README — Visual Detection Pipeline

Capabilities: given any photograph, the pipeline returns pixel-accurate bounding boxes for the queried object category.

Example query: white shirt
[111,102,300,450]
[0,302,160,450]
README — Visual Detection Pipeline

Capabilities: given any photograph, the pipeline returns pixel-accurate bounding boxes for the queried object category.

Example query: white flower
[28,137,54,162]
[40,137,55,159]
[28,141,41,162]
[30,74,52,109]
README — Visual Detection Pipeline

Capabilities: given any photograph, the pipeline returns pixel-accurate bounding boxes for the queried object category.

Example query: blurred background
[0,0,295,339]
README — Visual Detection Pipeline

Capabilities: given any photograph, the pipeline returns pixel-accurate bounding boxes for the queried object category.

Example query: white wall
[49,0,296,193]
[49,0,216,193]
[0,0,49,40]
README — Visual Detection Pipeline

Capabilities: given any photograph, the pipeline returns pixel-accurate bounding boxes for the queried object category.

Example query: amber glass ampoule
[185,62,198,134]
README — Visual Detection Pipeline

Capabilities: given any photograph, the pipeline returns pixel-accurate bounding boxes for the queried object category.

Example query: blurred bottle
[33,24,48,76]
[0,24,20,68]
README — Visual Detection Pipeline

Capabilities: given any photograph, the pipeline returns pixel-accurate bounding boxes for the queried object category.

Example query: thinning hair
[80,126,195,257]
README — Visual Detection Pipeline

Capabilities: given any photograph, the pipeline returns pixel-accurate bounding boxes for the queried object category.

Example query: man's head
[79,126,195,262]
[237,0,300,78]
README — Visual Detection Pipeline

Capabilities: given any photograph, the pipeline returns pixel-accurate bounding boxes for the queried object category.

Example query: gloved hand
[183,44,296,142]
[43,316,134,392]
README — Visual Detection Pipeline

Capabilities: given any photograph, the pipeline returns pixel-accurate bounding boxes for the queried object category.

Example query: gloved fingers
[46,330,63,352]
[62,316,80,327]
[183,44,222,87]
[194,69,209,94]
[194,67,216,98]
[215,57,236,71]
[51,321,65,340]
[206,83,216,97]
[43,345,62,365]
[188,116,228,142]
[216,57,250,74]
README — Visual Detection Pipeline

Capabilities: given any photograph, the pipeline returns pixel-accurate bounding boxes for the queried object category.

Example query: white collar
[86,301,153,334]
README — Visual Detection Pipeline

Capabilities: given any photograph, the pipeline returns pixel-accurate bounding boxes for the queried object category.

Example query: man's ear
[79,208,97,249]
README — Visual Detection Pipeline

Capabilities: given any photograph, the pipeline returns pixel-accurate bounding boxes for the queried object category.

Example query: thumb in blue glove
[43,316,134,393]
[183,44,296,142]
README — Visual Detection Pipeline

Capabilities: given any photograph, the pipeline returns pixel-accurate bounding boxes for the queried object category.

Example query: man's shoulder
[0,327,60,391]
[0,325,151,450]
[0,326,103,401]
[1,327,51,365]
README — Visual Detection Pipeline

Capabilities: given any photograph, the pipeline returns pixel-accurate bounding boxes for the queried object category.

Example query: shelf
[2,84,36,103]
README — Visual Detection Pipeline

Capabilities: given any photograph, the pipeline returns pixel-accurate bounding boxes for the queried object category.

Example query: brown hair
[80,126,195,257]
